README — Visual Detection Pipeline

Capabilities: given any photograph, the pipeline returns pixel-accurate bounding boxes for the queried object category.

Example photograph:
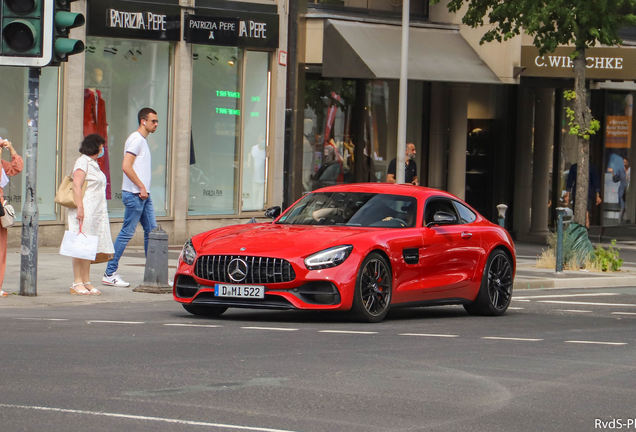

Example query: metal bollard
[496,204,508,228]
[555,207,566,274]
[133,225,172,293]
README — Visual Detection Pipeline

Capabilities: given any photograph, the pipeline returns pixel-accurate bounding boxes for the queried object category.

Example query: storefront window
[189,46,242,215]
[84,37,172,218]
[303,75,423,193]
[188,47,271,216]
[241,51,270,212]
[603,92,634,225]
[0,67,60,222]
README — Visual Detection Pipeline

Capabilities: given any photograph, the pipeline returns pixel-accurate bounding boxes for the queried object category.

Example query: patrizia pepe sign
[88,0,181,41]
[184,12,279,49]
[521,46,636,80]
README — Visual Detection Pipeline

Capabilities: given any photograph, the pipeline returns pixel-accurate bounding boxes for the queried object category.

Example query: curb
[514,275,636,290]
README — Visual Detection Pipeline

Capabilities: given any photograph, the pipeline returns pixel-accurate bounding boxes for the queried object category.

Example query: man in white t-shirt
[103,108,159,287]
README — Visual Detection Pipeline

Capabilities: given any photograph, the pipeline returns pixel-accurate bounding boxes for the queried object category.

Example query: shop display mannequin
[84,67,112,199]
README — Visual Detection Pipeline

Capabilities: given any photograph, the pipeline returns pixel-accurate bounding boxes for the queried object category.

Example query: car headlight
[305,245,353,270]
[181,239,196,265]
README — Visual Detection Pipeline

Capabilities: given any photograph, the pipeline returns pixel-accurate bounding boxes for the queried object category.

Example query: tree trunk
[573,47,592,226]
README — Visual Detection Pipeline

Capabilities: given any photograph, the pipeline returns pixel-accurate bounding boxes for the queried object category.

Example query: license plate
[214,284,265,299]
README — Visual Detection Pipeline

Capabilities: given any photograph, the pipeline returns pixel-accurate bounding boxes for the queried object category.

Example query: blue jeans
[105,191,157,276]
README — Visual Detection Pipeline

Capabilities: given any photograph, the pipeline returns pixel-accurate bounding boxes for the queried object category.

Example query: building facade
[514,41,636,243]
[286,0,520,223]
[3,0,287,248]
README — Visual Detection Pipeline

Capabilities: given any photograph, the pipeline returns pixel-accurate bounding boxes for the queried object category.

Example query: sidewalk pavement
[1,242,636,308]
[0,246,180,308]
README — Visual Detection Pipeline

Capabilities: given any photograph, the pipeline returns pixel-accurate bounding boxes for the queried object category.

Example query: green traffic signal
[51,0,83,63]
[54,10,82,29]
[54,36,81,56]
[1,0,42,57]
[5,0,37,15]
[2,19,37,51]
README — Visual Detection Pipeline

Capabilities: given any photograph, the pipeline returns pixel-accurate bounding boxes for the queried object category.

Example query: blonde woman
[67,134,114,295]
[0,139,23,297]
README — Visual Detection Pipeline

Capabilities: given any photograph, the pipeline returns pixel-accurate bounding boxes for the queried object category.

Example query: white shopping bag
[59,230,99,261]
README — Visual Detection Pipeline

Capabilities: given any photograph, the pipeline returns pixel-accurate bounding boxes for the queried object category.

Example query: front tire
[464,249,513,316]
[183,304,228,318]
[350,252,392,323]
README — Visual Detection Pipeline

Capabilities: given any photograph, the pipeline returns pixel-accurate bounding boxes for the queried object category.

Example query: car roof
[311,183,459,200]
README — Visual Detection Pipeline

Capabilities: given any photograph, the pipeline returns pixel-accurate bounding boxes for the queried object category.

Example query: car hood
[198,223,372,256]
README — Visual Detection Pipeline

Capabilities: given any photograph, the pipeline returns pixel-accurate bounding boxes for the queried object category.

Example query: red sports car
[174,183,515,323]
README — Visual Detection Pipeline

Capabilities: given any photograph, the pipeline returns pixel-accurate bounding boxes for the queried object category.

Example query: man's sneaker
[102,272,130,287]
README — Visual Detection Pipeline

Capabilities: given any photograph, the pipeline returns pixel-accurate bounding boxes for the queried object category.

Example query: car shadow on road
[169,305,474,324]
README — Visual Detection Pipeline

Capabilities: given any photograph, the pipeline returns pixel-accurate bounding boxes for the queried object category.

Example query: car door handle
[461,232,473,239]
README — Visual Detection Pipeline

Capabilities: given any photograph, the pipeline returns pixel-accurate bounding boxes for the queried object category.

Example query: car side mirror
[264,206,281,219]
[426,211,457,227]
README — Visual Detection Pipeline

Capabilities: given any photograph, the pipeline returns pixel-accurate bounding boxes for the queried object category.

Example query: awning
[322,19,501,84]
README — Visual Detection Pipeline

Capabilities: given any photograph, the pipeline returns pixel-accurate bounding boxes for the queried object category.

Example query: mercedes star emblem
[228,258,249,282]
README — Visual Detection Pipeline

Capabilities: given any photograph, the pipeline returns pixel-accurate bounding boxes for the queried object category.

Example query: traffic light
[51,0,83,64]
[0,0,53,66]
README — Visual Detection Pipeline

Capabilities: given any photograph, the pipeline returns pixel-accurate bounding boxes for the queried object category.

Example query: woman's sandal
[83,282,101,296]
[0,290,8,297]
[70,282,90,295]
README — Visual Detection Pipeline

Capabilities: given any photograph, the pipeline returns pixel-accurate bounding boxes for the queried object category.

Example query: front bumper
[173,258,358,311]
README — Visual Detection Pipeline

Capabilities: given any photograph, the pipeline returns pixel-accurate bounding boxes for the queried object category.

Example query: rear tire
[183,304,228,318]
[350,252,392,323]
[464,249,513,316]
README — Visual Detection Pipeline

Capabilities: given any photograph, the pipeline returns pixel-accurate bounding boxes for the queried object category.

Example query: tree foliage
[432,0,636,225]
[440,0,636,52]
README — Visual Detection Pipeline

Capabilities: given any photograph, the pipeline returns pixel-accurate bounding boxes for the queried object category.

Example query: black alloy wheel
[183,304,228,318]
[464,249,513,316]
[351,252,392,323]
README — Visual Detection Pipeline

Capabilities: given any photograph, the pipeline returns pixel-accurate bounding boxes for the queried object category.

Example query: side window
[454,201,477,224]
[424,198,459,226]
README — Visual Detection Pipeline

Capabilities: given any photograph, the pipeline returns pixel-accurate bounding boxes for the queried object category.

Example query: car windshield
[277,192,417,227]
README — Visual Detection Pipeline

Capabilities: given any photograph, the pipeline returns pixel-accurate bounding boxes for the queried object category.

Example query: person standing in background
[609,157,631,224]
[386,143,418,185]
[103,108,158,288]
[0,138,23,297]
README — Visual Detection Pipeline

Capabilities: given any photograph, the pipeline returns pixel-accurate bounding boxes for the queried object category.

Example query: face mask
[98,147,105,158]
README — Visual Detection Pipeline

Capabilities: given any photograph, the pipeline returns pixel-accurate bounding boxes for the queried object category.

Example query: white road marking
[514,293,621,300]
[0,403,302,432]
[611,312,636,316]
[15,318,69,321]
[241,327,299,332]
[399,333,459,338]
[538,301,636,307]
[164,324,222,328]
[86,320,145,325]
[565,340,627,346]
[507,307,524,310]
[512,299,531,302]
[555,309,592,313]
[319,330,378,335]
[481,337,543,341]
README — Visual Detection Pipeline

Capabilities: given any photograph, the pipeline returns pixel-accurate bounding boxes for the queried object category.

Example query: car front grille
[194,255,296,284]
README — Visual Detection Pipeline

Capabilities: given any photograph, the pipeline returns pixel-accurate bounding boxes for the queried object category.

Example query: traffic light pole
[20,67,40,297]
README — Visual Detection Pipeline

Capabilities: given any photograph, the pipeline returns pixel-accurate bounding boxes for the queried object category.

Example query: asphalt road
[1,288,636,432]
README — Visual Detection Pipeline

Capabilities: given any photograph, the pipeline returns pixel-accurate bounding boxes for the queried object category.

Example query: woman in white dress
[68,134,115,295]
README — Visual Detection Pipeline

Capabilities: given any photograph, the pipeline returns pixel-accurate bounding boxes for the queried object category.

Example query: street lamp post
[396,0,410,184]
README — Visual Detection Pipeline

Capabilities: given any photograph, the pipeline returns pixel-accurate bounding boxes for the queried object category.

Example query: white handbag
[1,200,15,228]
[59,229,99,261]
